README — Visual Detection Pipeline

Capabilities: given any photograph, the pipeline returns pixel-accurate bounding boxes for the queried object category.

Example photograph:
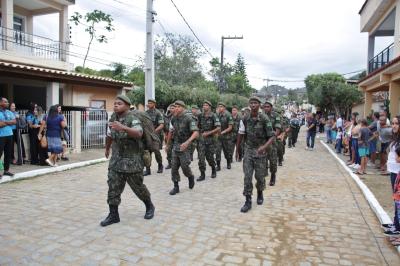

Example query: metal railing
[0,26,65,61]
[368,42,394,73]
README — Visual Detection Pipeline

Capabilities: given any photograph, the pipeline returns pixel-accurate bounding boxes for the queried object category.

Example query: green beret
[217,102,226,107]
[248,96,261,103]
[116,95,132,105]
[147,98,156,104]
[203,100,212,107]
[174,100,186,108]
[264,101,273,107]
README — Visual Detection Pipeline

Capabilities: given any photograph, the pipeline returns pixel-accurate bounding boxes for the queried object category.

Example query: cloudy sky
[34,0,392,89]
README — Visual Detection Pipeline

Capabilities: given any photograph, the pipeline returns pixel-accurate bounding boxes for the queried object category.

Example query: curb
[320,140,400,253]
[0,158,108,184]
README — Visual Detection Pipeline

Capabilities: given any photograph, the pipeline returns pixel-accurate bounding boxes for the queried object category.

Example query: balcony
[0,26,67,62]
[368,42,394,73]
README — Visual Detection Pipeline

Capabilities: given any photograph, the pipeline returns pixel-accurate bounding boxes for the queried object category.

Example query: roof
[359,0,369,14]
[0,61,133,88]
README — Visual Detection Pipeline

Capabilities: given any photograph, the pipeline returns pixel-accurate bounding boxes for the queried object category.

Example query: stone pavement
[0,135,400,265]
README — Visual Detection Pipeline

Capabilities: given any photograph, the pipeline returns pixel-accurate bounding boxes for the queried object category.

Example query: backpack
[131,110,161,152]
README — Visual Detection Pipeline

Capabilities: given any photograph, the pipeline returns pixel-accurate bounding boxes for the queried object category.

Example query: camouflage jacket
[171,113,198,149]
[198,111,220,143]
[240,113,274,150]
[108,112,144,173]
[146,108,164,136]
[232,114,241,138]
[266,111,282,132]
[218,110,234,139]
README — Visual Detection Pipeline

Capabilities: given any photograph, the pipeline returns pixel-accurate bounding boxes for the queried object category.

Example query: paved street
[1,135,400,265]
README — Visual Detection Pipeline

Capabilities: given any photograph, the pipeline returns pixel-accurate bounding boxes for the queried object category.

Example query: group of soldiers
[100,95,301,227]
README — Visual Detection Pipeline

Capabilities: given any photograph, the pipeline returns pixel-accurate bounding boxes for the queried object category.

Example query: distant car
[60,106,108,148]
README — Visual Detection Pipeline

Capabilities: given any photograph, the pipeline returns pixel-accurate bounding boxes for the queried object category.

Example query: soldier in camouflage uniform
[288,113,301,148]
[231,105,241,161]
[144,99,164,175]
[216,102,234,170]
[197,100,221,181]
[164,104,176,169]
[236,97,275,213]
[275,108,289,166]
[100,95,155,227]
[166,100,199,195]
[190,105,201,161]
[263,101,282,186]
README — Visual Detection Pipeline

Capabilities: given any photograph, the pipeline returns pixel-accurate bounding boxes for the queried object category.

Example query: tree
[70,10,115,68]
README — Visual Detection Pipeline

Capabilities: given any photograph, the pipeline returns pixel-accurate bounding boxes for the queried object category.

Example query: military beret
[174,100,186,108]
[116,95,132,105]
[147,98,156,104]
[217,102,226,107]
[248,96,262,103]
[203,100,212,107]
[264,101,273,107]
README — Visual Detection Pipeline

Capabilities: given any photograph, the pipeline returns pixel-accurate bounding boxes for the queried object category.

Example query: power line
[169,0,214,58]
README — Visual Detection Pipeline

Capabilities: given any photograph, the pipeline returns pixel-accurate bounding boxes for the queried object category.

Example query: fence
[17,109,108,151]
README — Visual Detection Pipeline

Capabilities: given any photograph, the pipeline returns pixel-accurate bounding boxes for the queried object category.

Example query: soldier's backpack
[131,110,161,152]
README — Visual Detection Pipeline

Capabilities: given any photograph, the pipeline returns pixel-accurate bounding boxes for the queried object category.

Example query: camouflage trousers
[198,138,216,172]
[243,147,267,196]
[150,149,163,165]
[216,136,233,163]
[171,145,194,183]
[276,139,285,163]
[107,169,151,206]
[166,144,172,165]
[266,142,278,175]
[190,140,198,161]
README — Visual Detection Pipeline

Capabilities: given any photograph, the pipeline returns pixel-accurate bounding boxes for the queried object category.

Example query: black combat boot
[100,205,120,227]
[216,161,221,171]
[257,190,264,205]
[165,162,171,169]
[143,167,151,176]
[211,166,217,178]
[227,159,231,169]
[143,199,155,219]
[240,195,252,213]
[269,173,276,186]
[157,164,163,173]
[197,171,206,181]
[188,175,195,189]
[169,182,180,195]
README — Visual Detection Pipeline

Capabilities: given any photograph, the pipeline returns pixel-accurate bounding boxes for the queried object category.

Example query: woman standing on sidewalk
[387,116,400,191]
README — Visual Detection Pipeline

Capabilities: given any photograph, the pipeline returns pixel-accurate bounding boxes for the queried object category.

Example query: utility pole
[145,0,156,109]
[219,35,243,93]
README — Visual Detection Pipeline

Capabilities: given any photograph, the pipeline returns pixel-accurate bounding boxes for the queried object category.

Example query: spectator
[350,117,361,170]
[356,119,371,175]
[368,112,380,166]
[9,103,26,165]
[335,127,343,153]
[27,106,41,165]
[325,115,333,144]
[0,97,16,177]
[305,113,317,151]
[377,114,392,174]
[57,105,69,161]
[39,105,66,167]
[336,114,343,130]
[36,107,48,166]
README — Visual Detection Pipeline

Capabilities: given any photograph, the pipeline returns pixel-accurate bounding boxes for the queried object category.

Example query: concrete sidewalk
[0,149,106,184]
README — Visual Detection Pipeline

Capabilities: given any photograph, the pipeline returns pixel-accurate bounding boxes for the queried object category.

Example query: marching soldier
[236,97,275,213]
[145,99,164,175]
[164,104,176,169]
[263,101,282,186]
[190,105,201,161]
[197,100,221,181]
[231,105,241,161]
[101,95,155,227]
[166,100,199,195]
[216,102,234,170]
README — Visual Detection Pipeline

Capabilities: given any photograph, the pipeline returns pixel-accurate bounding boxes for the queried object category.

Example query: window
[90,100,106,109]
[0,14,24,31]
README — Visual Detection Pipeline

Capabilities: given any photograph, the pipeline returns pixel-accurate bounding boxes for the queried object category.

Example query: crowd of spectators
[0,98,69,179]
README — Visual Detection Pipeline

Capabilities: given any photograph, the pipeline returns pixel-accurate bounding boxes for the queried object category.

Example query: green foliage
[305,73,362,115]
[70,10,115,68]
[219,93,249,109]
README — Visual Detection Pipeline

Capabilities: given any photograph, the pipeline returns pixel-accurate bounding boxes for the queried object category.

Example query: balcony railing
[0,26,66,61]
[368,42,394,73]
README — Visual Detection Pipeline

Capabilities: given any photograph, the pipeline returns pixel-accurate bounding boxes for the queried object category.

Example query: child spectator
[335,127,343,153]
[356,119,371,175]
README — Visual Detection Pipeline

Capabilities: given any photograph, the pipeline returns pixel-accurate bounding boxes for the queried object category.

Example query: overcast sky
[34,0,393,89]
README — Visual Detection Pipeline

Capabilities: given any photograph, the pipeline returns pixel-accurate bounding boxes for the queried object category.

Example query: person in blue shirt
[10,103,26,165]
[0,97,16,178]
[27,105,41,165]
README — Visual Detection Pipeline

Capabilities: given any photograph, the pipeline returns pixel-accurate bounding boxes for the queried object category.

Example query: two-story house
[359,0,400,117]
[0,0,132,112]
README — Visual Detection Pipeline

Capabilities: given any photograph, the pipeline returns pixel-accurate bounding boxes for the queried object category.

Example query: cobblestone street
[0,136,400,265]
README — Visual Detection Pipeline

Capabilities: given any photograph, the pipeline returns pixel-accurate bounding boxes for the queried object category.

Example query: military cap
[203,100,212,107]
[116,95,132,105]
[147,98,156,104]
[174,100,186,108]
[248,96,262,103]
[217,102,226,107]
[192,105,199,109]
[264,101,273,107]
